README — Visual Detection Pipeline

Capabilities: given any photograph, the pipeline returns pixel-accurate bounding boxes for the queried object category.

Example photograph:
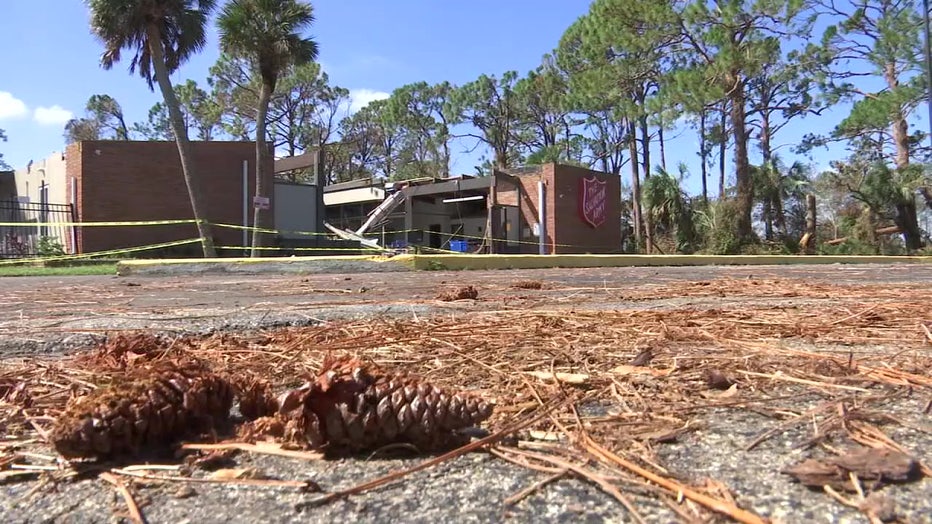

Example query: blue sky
[0,1,595,171]
[0,0,926,196]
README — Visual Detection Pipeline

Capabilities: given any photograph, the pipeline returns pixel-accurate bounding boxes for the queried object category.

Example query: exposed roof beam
[274,150,321,173]
[401,176,492,197]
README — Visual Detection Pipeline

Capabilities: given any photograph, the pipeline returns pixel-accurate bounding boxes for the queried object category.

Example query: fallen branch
[110,469,313,489]
[823,225,902,246]
[99,472,146,524]
[180,441,324,461]
[503,469,567,506]
[736,370,870,392]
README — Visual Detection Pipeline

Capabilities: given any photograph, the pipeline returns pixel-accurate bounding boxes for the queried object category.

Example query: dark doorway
[429,224,442,249]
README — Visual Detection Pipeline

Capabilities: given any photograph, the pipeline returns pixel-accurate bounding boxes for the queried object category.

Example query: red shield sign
[579,176,607,228]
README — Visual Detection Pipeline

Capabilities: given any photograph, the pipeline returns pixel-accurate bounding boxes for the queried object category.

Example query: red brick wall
[66,141,272,254]
[499,164,621,254]
[498,169,553,253]
[549,164,621,254]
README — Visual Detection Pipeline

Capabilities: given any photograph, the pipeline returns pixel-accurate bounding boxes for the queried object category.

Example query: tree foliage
[135,80,221,140]
[448,71,524,169]
[65,94,130,143]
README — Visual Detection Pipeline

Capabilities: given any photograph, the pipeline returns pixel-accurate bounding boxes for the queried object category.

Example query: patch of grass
[424,260,448,271]
[0,263,118,277]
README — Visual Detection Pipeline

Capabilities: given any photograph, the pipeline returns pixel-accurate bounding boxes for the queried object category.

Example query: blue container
[449,240,468,252]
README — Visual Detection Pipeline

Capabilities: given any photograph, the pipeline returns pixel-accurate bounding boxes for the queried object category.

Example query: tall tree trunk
[759,118,786,240]
[894,202,924,250]
[600,149,610,175]
[718,100,727,199]
[639,111,655,252]
[494,143,508,169]
[639,113,651,179]
[760,114,772,166]
[728,75,754,242]
[251,81,274,257]
[699,109,709,206]
[441,132,451,178]
[762,200,774,241]
[117,115,129,140]
[658,125,667,172]
[804,193,817,254]
[564,120,573,162]
[885,63,925,249]
[146,25,216,258]
[773,193,788,240]
[627,120,643,252]
[889,114,910,171]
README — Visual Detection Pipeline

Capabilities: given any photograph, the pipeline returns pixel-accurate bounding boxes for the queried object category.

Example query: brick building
[66,141,273,255]
[500,163,621,254]
[1,141,272,256]
[324,163,621,254]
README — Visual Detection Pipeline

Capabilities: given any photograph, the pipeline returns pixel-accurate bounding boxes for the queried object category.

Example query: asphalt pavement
[1,263,930,523]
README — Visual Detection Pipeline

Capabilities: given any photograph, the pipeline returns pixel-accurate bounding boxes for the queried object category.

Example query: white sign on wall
[253,195,270,210]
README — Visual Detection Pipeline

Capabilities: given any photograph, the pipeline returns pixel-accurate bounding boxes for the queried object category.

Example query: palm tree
[642,164,698,253]
[217,0,319,256]
[751,156,812,242]
[86,0,218,257]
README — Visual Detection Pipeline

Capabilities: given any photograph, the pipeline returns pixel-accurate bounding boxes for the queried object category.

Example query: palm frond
[86,0,217,88]
[217,0,319,89]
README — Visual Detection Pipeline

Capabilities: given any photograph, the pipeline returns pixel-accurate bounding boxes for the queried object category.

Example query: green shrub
[36,236,66,257]
[694,199,747,254]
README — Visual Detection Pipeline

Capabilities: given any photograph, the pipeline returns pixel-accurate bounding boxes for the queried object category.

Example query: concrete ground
[1,263,931,523]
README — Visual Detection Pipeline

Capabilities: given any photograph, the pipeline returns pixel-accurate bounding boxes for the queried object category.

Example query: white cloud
[0,91,29,120]
[347,88,390,113]
[33,105,73,126]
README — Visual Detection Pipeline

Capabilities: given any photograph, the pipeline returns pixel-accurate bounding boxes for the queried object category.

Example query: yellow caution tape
[0,238,203,266]
[214,245,384,252]
[0,219,201,227]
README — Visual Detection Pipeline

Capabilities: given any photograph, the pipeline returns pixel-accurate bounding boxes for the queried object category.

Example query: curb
[408,254,932,271]
[115,254,932,276]
[116,255,415,276]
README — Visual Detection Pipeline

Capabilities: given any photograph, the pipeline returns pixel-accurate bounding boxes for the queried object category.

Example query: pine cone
[233,376,278,420]
[274,356,493,453]
[50,363,234,460]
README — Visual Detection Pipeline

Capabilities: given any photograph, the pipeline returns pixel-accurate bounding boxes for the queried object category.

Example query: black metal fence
[0,200,74,258]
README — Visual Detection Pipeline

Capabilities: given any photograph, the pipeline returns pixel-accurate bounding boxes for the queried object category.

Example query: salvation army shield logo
[579,176,607,228]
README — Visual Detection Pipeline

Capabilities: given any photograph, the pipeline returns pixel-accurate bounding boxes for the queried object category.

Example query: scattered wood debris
[436,285,479,301]
[704,369,735,390]
[525,371,590,386]
[783,447,922,491]
[511,280,544,290]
